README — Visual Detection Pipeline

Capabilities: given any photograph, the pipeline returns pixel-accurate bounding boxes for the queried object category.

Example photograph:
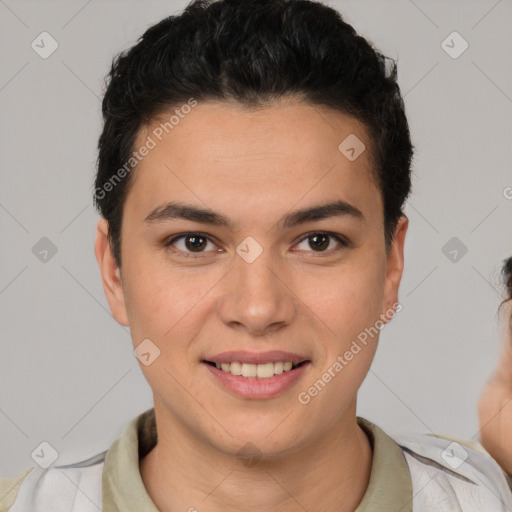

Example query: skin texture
[478,300,512,476]
[95,99,408,512]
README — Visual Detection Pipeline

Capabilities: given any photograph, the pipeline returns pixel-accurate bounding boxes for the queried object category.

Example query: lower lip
[202,362,311,399]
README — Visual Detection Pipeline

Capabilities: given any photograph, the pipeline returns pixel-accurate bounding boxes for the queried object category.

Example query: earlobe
[94,218,129,326]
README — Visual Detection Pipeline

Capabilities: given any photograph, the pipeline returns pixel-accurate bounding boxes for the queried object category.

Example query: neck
[140,399,372,512]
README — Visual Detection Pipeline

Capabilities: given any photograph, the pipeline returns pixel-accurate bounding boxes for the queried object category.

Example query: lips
[202,354,311,399]
[201,350,311,397]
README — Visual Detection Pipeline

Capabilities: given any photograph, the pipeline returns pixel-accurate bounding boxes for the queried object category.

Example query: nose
[217,247,297,337]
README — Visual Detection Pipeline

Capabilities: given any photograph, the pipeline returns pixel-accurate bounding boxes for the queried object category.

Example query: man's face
[96,99,407,457]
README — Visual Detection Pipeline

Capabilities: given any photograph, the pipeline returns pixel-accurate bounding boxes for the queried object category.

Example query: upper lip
[203,350,310,365]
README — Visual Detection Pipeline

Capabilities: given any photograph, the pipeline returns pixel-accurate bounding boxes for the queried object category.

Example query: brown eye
[308,233,330,251]
[183,234,208,252]
[165,232,217,258]
[295,232,350,254]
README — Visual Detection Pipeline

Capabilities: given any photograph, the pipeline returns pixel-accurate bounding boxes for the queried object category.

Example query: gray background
[1,0,511,477]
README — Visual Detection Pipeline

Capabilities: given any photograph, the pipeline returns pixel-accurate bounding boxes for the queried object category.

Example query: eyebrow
[144,199,365,229]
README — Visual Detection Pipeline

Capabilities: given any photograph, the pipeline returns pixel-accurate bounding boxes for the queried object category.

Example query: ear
[94,218,129,326]
[380,215,408,323]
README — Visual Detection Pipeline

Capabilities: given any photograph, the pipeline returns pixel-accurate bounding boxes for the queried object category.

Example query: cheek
[122,249,219,345]
[121,248,177,338]
[302,261,385,342]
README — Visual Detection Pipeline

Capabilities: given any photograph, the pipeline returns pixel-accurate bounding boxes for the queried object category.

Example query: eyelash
[163,231,351,259]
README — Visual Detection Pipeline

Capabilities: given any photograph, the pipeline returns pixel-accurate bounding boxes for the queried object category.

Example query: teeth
[230,361,242,375]
[214,361,299,379]
[241,363,257,378]
[256,362,274,378]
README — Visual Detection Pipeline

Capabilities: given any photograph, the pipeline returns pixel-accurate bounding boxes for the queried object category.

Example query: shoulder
[0,451,106,512]
[392,431,512,511]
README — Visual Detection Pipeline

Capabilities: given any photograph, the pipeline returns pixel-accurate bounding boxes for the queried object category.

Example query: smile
[202,358,311,399]
[205,360,307,379]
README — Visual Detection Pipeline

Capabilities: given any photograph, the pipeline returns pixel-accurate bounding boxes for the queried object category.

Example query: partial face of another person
[96,99,407,457]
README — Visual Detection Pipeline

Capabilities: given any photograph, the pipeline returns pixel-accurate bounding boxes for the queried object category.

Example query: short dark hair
[94,0,414,268]
[496,256,512,328]
[502,256,512,303]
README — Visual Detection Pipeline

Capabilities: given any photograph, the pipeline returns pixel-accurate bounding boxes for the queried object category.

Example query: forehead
[125,100,381,228]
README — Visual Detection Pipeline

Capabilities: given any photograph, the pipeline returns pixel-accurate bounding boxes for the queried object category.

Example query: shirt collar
[102,408,412,511]
[102,408,159,512]
[355,417,412,511]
